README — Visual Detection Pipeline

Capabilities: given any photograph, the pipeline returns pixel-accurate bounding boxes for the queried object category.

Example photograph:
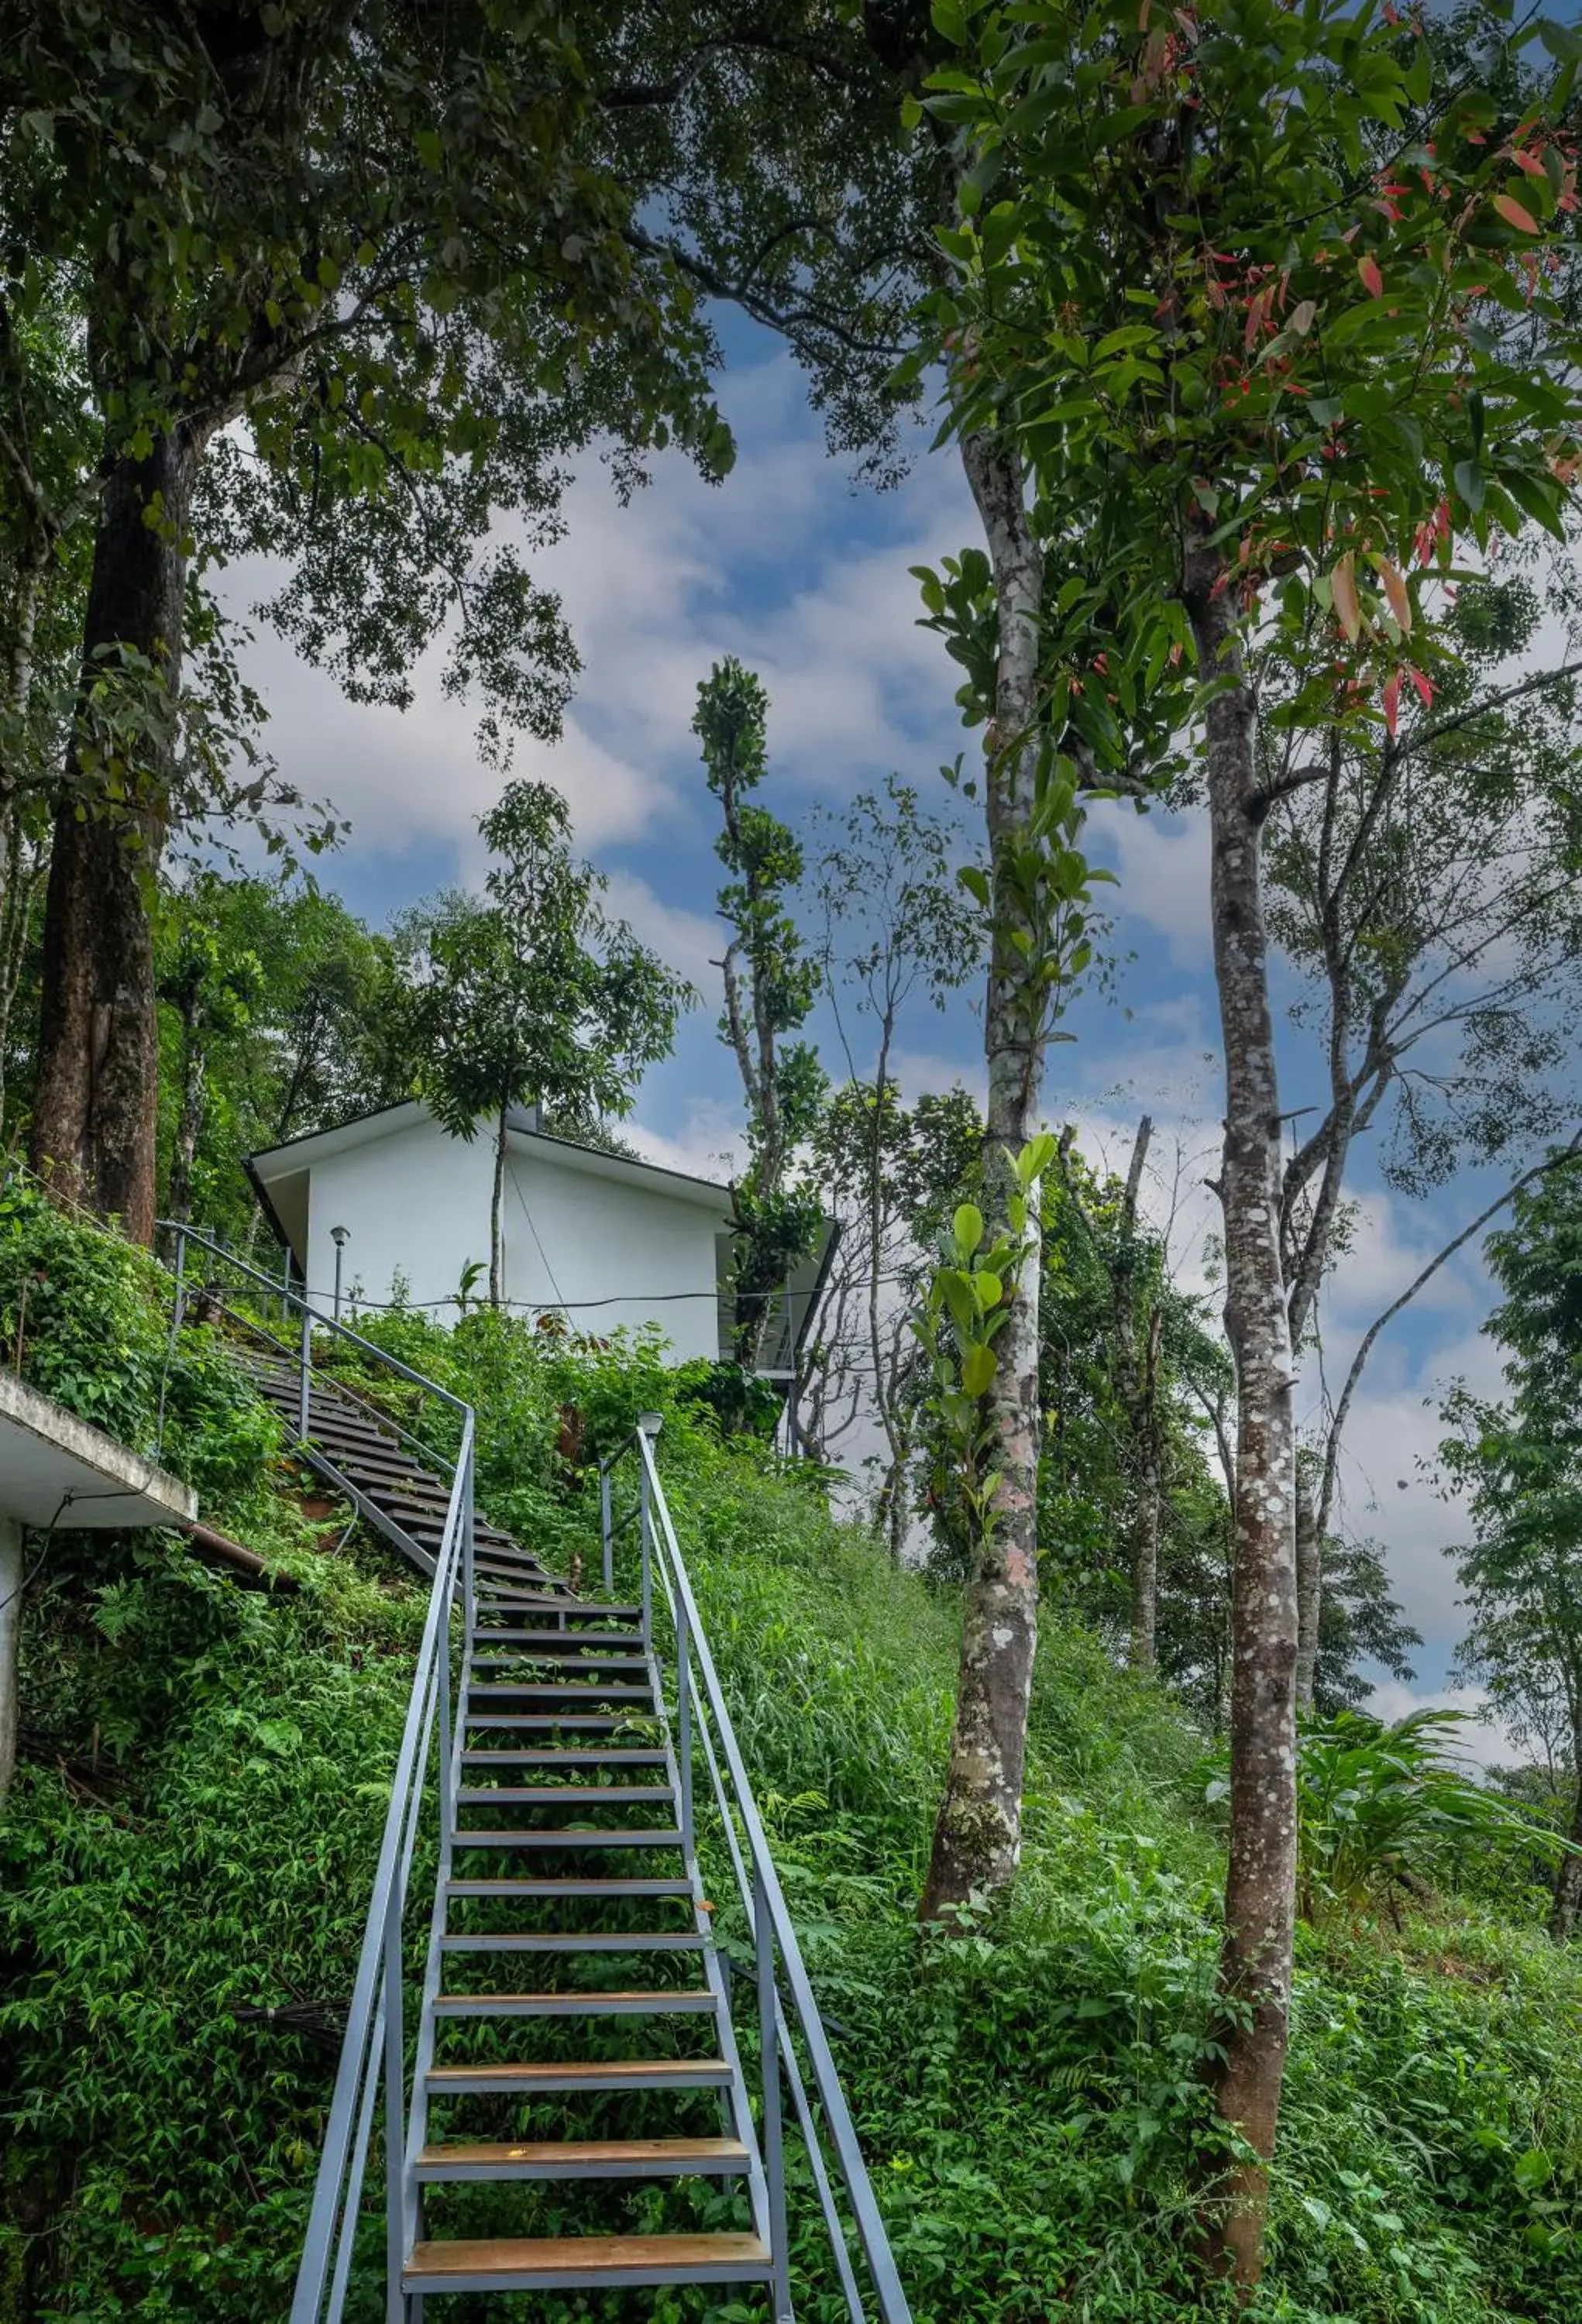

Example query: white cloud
[600,872,724,997]
[1364,1677,1513,1769]
[1088,798,1213,965]
[627,1100,745,1187]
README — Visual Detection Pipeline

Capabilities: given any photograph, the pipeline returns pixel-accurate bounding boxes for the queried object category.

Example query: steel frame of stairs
[159,1227,911,2322]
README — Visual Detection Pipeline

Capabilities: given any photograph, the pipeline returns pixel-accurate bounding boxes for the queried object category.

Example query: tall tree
[810,1080,982,1519]
[155,913,263,1235]
[401,780,689,1308]
[1440,1157,1582,1938]
[695,658,826,1365]
[920,0,1582,2281]
[1264,572,1582,1706]
[3,2,731,1239]
[810,778,980,1549]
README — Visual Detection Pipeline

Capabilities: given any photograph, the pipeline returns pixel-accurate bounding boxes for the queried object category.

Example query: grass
[1,1248,1579,2321]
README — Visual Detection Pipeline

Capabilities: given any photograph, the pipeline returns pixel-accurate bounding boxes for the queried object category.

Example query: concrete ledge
[0,1372,198,1531]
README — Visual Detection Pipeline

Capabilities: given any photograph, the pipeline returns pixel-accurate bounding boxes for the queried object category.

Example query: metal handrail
[158,1221,463,1475]
[600,1422,913,2324]
[150,1218,475,2322]
[290,1411,473,2324]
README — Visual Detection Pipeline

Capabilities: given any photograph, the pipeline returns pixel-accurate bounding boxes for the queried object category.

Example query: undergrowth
[1,1229,1579,2321]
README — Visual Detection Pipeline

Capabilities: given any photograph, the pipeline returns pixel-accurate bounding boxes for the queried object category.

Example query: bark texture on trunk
[920,431,1045,1923]
[490,1102,509,1309]
[1551,1744,1582,1940]
[31,430,203,1243]
[1130,1397,1162,1676]
[165,1012,206,1232]
[1186,524,1299,2291]
[0,1516,22,1803]
[1293,1460,1322,1714]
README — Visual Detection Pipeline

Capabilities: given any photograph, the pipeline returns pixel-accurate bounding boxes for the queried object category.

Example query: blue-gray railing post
[676,1591,693,1857]
[600,1466,614,1594]
[435,1567,454,1847]
[383,1879,407,2324]
[298,1303,312,1441]
[755,1866,793,2322]
[636,1411,661,1644]
[463,1439,475,1632]
[171,1226,187,1333]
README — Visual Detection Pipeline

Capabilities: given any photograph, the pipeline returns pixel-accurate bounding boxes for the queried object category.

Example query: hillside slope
[0,1198,1578,2321]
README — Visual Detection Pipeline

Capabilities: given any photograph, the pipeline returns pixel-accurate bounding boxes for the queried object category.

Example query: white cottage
[245,1100,830,1373]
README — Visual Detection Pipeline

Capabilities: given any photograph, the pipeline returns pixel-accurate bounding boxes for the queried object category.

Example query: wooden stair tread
[445,1876,691,1896]
[459,1749,666,1765]
[426,2055,731,2085]
[449,1827,683,1848]
[441,1930,703,1950]
[405,2232,772,2284]
[418,2137,748,2166]
[433,1988,714,2011]
[456,1785,672,1804]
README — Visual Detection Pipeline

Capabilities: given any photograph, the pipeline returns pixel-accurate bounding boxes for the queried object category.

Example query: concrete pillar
[0,1515,22,1802]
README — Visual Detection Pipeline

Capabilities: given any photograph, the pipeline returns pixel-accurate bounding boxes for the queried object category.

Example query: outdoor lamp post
[331,1225,350,1323]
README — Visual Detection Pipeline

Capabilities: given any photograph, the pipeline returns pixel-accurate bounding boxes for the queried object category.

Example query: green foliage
[913,1137,1054,1560]
[5,1201,1582,2319]
[921,0,1582,736]
[1280,1710,1567,1927]
[1439,1152,1582,1927]
[694,658,827,1360]
[0,1173,277,1503]
[404,779,691,1148]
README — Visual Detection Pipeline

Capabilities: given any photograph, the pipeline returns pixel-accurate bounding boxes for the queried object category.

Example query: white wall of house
[290,1110,728,1361]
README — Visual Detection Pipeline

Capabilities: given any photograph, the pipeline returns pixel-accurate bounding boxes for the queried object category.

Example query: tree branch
[1315,1130,1582,1547]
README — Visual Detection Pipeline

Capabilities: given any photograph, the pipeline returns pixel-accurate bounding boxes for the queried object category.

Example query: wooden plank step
[456,1785,673,1806]
[425,2055,731,2094]
[474,1596,640,1620]
[445,1876,692,1899]
[414,2137,750,2183]
[459,1750,665,1768]
[463,1715,645,1734]
[404,2232,772,2291]
[468,1630,643,1649]
[468,1656,650,1676]
[466,1683,653,1702]
[441,1931,704,1953]
[432,1988,716,2017]
[449,1827,684,1851]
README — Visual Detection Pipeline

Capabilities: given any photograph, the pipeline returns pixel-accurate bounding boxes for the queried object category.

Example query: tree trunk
[1293,1461,1322,1714]
[0,817,47,1143]
[490,1102,508,1309]
[1550,1741,1582,1941]
[165,1012,206,1231]
[1186,522,1299,2291]
[1130,1448,1162,1675]
[0,1518,22,1803]
[920,431,1046,1923]
[30,428,205,1243]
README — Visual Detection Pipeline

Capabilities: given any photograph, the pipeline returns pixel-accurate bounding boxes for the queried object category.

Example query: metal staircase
[160,1226,912,2322]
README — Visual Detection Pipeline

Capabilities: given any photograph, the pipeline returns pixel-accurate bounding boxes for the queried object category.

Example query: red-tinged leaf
[1375,556,1412,634]
[1383,672,1401,739]
[1331,552,1362,643]
[1407,666,1435,710]
[1493,192,1540,233]
[1358,254,1384,297]
[1511,148,1547,177]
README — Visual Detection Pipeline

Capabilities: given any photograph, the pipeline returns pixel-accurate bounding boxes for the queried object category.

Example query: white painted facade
[248,1102,734,1361]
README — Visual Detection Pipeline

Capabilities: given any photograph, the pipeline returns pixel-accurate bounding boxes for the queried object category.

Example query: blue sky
[228,319,1556,1722]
